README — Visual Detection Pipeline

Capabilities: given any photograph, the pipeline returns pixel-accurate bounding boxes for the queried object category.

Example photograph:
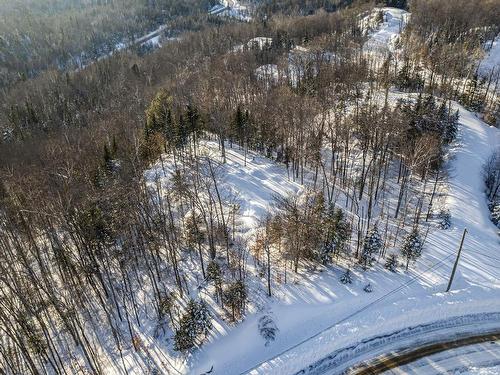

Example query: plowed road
[347,333,500,374]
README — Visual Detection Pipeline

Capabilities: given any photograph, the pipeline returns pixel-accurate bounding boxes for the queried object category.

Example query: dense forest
[0,0,499,374]
[0,0,214,91]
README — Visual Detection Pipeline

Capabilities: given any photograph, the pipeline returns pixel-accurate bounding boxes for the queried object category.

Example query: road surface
[347,332,500,374]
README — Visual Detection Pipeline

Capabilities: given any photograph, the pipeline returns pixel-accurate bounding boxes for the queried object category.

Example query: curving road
[347,333,500,374]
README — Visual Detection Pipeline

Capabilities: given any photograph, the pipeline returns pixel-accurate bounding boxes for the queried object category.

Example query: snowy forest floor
[184,98,500,375]
[108,8,500,375]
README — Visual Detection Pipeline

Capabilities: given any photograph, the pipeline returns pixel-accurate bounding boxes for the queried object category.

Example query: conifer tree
[185,213,206,278]
[223,280,247,321]
[340,268,352,284]
[174,299,212,352]
[207,261,223,304]
[320,205,351,263]
[360,225,383,269]
[385,253,398,272]
[401,229,423,270]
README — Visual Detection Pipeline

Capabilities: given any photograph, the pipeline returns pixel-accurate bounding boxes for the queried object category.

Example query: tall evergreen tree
[360,225,383,269]
[401,229,423,270]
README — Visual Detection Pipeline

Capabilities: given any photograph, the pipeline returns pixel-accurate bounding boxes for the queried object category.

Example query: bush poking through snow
[363,283,373,293]
[258,315,278,346]
[340,269,352,284]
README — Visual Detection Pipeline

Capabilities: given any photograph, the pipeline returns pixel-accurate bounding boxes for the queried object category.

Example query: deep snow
[479,36,500,77]
[188,9,500,375]
[125,8,500,375]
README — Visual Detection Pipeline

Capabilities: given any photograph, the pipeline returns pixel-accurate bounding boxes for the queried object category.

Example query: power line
[238,253,456,374]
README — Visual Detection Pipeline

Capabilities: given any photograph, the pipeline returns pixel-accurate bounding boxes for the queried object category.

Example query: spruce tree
[385,253,398,272]
[174,299,212,352]
[401,229,423,270]
[321,205,351,262]
[340,269,352,284]
[360,226,383,269]
[223,280,247,321]
[207,261,223,304]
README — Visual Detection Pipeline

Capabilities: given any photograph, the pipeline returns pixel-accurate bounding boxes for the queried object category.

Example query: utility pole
[446,228,467,292]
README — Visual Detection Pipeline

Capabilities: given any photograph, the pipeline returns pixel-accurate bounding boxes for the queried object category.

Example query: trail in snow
[362,8,410,54]
[479,36,500,77]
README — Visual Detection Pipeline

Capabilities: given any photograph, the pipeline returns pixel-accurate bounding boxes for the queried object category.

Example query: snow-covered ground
[362,8,410,55]
[186,9,500,375]
[126,8,500,375]
[210,0,251,21]
[181,95,500,375]
[479,36,500,77]
[460,365,500,375]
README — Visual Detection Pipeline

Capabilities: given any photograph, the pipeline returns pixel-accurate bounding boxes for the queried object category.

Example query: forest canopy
[0,0,212,90]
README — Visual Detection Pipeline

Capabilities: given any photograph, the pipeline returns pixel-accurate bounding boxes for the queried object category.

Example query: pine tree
[360,226,383,269]
[174,114,188,150]
[340,269,352,284]
[207,261,223,304]
[321,205,351,262]
[401,229,423,270]
[145,89,172,136]
[385,253,398,272]
[186,104,202,150]
[223,280,247,321]
[103,144,112,172]
[491,203,500,229]
[445,109,459,144]
[185,213,206,278]
[363,283,373,293]
[173,299,212,352]
[232,105,246,146]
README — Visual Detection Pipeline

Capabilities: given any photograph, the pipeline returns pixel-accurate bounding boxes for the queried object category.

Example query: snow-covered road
[385,340,500,375]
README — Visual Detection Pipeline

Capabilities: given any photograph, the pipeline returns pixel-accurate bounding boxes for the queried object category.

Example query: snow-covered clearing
[361,8,410,55]
[479,36,500,78]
